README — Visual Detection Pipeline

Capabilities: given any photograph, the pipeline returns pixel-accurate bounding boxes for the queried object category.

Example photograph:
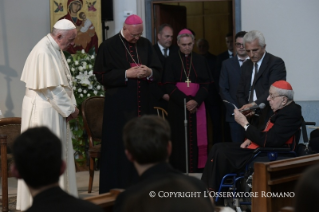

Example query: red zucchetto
[178,29,193,35]
[124,15,143,25]
[272,80,293,90]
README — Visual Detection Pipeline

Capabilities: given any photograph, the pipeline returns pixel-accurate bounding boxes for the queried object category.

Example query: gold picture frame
[50,0,102,54]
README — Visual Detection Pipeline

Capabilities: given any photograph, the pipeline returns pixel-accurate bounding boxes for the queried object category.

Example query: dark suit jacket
[151,44,179,106]
[215,50,232,73]
[26,186,103,212]
[114,163,214,212]
[237,52,286,127]
[219,56,242,122]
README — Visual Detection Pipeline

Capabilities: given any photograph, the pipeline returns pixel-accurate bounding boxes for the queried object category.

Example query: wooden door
[153,4,187,45]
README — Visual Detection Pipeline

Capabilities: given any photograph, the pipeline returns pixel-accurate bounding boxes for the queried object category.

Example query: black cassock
[94,33,162,193]
[163,51,212,173]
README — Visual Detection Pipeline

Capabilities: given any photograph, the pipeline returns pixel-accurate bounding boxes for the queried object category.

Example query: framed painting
[50,0,102,54]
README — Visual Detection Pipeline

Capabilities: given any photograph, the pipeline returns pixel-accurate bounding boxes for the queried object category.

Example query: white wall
[242,0,319,101]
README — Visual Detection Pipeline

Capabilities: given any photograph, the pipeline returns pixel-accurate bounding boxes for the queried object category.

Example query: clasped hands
[126,65,152,79]
[186,100,198,114]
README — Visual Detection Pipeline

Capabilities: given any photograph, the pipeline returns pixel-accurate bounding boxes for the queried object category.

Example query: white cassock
[18,33,78,211]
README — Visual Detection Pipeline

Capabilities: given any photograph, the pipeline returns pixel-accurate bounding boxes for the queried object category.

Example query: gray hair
[243,30,266,47]
[177,33,194,43]
[51,27,70,36]
[271,85,294,101]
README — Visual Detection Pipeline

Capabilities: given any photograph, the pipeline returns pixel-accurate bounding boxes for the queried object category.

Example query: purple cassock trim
[175,82,208,169]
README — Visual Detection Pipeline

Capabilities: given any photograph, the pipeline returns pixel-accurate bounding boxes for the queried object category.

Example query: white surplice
[18,33,78,211]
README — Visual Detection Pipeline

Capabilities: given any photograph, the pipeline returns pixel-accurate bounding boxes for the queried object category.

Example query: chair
[0,117,21,212]
[81,96,104,193]
[216,121,316,207]
[154,107,168,120]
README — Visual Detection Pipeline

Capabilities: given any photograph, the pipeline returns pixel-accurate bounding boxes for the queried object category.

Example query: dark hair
[123,115,171,164]
[295,164,319,212]
[12,127,62,188]
[235,31,247,40]
[158,24,173,34]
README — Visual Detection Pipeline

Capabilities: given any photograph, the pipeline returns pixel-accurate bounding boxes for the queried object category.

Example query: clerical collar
[179,51,191,57]
[120,29,134,44]
[47,33,60,51]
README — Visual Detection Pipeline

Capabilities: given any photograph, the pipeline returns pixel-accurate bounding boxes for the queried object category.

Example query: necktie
[249,63,259,103]
[163,48,168,57]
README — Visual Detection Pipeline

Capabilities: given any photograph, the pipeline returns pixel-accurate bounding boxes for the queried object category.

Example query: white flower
[80,94,83,97]
[97,85,101,90]
[88,85,93,89]
[76,73,90,85]
[75,61,79,65]
[83,90,87,94]
[67,59,71,63]
[89,70,93,75]
[82,62,87,67]
[89,65,93,69]
[71,67,75,72]
[84,71,88,75]
[94,90,98,95]
[81,49,85,54]
[91,55,95,59]
[78,88,82,92]
[73,87,76,90]
[100,94,103,96]
[79,66,83,71]
[87,94,91,97]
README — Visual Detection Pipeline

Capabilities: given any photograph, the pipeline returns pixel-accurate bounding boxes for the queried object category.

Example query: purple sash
[176,82,207,168]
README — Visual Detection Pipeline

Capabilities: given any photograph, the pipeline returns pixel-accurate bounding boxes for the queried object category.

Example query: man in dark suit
[216,32,234,72]
[219,31,248,143]
[11,127,103,212]
[114,115,214,212]
[151,24,178,112]
[237,30,286,129]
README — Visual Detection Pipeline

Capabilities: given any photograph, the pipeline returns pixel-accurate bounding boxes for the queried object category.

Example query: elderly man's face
[57,29,77,51]
[245,39,265,63]
[178,36,194,55]
[158,26,173,48]
[267,86,285,112]
[123,24,143,43]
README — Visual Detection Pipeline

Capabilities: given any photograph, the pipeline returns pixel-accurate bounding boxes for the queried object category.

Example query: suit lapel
[254,52,269,84]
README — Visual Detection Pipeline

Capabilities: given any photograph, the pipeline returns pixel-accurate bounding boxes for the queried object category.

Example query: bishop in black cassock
[94,15,162,193]
[163,29,212,173]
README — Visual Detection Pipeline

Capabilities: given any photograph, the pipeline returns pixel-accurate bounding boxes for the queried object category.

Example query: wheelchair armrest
[304,122,316,126]
[253,147,291,153]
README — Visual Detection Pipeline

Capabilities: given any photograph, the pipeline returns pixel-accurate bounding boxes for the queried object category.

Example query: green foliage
[63,48,104,162]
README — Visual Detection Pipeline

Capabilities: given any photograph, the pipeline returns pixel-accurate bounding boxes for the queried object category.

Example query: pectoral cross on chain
[185,77,191,87]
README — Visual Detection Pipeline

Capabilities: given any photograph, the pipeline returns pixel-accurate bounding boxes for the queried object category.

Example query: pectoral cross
[185,77,191,87]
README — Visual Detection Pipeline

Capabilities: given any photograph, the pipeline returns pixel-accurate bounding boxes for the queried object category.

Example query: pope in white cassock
[18,19,79,211]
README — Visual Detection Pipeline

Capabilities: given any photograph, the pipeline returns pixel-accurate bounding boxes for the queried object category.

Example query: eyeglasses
[129,33,142,38]
[235,42,244,48]
[268,94,283,100]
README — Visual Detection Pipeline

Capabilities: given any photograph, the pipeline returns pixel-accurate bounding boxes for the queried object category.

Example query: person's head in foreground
[295,164,319,212]
[123,115,171,170]
[122,14,143,43]
[267,80,294,112]
[11,127,64,192]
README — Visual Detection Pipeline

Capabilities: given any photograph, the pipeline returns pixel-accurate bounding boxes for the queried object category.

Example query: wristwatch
[244,123,250,131]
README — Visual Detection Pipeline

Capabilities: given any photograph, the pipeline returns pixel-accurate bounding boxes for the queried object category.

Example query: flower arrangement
[64,48,104,165]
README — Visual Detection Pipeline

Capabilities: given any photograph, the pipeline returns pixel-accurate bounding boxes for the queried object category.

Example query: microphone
[240,103,265,112]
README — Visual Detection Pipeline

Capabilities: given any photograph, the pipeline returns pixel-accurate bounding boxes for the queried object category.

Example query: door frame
[144,0,241,43]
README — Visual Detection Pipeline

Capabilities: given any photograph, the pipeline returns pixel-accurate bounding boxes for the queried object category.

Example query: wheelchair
[215,121,316,211]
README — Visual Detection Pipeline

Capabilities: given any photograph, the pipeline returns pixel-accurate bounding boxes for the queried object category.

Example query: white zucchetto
[53,19,76,30]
